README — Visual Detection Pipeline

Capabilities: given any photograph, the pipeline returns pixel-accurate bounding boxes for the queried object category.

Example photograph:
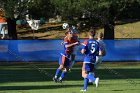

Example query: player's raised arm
[65,42,79,48]
[64,30,79,48]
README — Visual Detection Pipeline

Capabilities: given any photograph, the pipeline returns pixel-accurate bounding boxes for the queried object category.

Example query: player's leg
[87,64,99,88]
[80,64,88,91]
[88,72,95,85]
[69,54,75,69]
[58,56,70,83]
[89,56,101,83]
[58,68,67,83]
[69,45,78,69]
[84,64,96,82]
[81,63,99,90]
[53,55,64,82]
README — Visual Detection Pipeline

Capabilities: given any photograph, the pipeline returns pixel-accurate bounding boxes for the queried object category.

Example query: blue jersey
[97,40,106,52]
[82,39,99,64]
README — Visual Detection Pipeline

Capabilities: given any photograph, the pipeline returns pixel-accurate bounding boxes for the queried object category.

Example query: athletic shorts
[59,55,70,67]
[82,63,95,72]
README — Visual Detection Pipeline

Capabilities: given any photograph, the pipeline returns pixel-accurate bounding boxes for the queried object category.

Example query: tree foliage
[28,0,54,19]
[0,0,139,39]
[51,0,140,23]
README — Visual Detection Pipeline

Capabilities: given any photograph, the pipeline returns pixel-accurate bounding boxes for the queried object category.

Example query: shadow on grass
[115,19,140,25]
[0,63,140,83]
[0,84,83,90]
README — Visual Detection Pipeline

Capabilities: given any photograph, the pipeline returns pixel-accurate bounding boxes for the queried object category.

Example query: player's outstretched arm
[65,42,79,48]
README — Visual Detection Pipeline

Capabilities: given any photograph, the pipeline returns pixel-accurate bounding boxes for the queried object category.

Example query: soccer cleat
[80,89,87,92]
[53,77,58,83]
[95,77,99,88]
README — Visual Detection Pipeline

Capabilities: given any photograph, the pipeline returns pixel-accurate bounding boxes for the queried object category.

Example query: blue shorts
[83,63,95,72]
[59,55,70,67]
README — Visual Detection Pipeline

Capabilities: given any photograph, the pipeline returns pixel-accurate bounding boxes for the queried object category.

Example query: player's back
[83,39,99,64]
[97,40,106,51]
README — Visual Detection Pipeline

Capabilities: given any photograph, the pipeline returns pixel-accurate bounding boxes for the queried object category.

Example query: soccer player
[69,26,79,70]
[62,23,80,70]
[53,30,79,83]
[80,29,102,92]
[88,32,106,84]
[94,32,106,69]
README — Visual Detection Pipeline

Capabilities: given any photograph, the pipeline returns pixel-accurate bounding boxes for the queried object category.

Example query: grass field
[0,62,140,93]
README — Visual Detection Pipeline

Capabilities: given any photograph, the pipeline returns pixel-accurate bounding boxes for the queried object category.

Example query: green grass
[95,21,140,39]
[0,62,140,93]
[115,21,140,38]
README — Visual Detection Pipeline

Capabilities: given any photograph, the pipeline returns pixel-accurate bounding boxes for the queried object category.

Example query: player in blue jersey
[53,30,79,83]
[95,32,106,69]
[80,29,102,92]
[88,32,106,84]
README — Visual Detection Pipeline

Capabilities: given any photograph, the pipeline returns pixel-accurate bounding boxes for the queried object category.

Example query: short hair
[98,32,104,38]
[89,28,96,37]
[65,28,72,35]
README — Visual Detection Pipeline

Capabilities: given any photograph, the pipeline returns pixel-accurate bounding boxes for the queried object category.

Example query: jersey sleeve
[63,37,69,46]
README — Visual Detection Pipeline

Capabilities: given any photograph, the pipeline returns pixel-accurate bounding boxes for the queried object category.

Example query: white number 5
[91,43,95,53]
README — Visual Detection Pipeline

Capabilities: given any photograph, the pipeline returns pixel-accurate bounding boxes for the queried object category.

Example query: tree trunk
[104,21,115,40]
[104,4,115,40]
[7,18,17,40]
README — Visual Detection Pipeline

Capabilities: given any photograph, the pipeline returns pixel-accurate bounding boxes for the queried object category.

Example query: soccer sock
[83,78,89,90]
[59,71,66,80]
[86,73,96,82]
[55,68,61,78]
[88,72,95,82]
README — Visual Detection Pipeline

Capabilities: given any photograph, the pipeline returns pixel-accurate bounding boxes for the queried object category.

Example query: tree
[103,0,140,39]
[28,0,54,19]
[0,0,31,39]
[51,0,140,39]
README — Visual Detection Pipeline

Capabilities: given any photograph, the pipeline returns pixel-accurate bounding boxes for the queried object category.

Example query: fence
[0,39,139,62]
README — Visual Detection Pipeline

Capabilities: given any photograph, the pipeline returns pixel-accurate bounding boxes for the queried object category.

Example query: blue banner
[0,39,139,62]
